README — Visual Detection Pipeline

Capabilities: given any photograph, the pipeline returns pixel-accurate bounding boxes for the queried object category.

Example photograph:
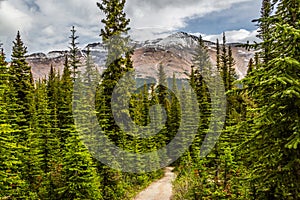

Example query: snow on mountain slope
[26,32,254,81]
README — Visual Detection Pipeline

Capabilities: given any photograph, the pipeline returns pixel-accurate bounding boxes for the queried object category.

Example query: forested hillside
[0,0,299,199]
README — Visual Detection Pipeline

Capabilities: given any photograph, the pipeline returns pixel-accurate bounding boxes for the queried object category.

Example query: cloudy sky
[0,0,261,58]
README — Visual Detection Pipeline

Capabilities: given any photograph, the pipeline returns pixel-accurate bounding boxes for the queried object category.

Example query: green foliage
[96,0,134,143]
[237,0,300,199]
[190,35,213,161]
[1,0,299,199]
[8,31,35,143]
[9,31,35,126]
[69,26,81,80]
[0,46,31,199]
[157,64,170,109]
[57,132,102,200]
[58,56,74,149]
[30,80,61,198]
[167,73,181,161]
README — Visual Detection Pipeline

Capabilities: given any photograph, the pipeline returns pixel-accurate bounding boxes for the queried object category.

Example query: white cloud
[199,29,260,43]
[0,0,256,58]
[126,0,252,36]
[0,0,102,57]
[0,1,32,31]
[0,1,33,52]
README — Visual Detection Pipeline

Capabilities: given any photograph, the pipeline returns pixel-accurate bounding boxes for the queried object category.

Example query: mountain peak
[154,32,198,49]
[26,32,254,81]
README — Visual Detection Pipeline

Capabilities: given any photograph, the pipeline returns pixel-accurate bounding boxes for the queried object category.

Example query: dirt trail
[134,167,176,200]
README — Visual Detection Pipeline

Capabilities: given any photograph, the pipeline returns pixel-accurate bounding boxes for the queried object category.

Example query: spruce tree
[141,82,150,127]
[58,56,74,149]
[149,84,168,166]
[0,43,6,67]
[57,36,103,199]
[156,63,170,110]
[190,35,212,161]
[30,80,60,198]
[220,33,229,91]
[253,0,273,64]
[96,0,134,142]
[168,73,181,144]
[96,3,138,196]
[47,65,60,133]
[246,58,254,76]
[8,31,35,142]
[57,132,102,199]
[46,65,61,153]
[216,39,221,71]
[69,26,81,80]
[166,74,181,164]
[227,46,237,90]
[241,0,300,198]
[78,47,101,159]
[0,45,31,199]
[7,32,37,196]
[84,48,100,88]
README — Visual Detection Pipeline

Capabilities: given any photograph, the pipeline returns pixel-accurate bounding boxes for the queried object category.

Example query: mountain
[26,32,254,81]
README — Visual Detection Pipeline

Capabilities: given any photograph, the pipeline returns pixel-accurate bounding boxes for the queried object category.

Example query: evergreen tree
[156,63,170,110]
[0,45,31,199]
[149,84,169,165]
[227,46,237,90]
[0,43,6,67]
[57,33,103,199]
[30,80,61,198]
[219,32,237,92]
[168,73,181,144]
[190,35,212,161]
[8,31,35,142]
[253,0,273,64]
[58,56,74,149]
[240,0,300,198]
[96,0,134,142]
[57,132,102,199]
[166,74,181,163]
[78,47,101,160]
[216,39,221,71]
[47,65,60,135]
[84,48,100,88]
[220,33,229,91]
[246,58,254,76]
[69,26,81,80]
[6,32,37,196]
[95,1,134,193]
[140,82,150,127]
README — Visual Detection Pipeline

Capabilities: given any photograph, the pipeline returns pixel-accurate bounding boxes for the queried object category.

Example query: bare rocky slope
[26,32,254,81]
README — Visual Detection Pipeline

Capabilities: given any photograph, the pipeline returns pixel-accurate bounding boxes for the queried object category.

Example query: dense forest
[0,0,299,199]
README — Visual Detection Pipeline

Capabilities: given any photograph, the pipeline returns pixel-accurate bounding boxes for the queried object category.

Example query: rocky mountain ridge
[26,32,254,81]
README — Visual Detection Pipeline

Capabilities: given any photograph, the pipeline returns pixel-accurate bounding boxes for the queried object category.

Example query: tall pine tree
[240,0,300,198]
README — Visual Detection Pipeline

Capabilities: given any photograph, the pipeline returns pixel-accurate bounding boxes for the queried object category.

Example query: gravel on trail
[134,167,176,200]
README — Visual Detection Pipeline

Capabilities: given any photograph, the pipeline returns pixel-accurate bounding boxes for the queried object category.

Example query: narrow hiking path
[134,167,176,200]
